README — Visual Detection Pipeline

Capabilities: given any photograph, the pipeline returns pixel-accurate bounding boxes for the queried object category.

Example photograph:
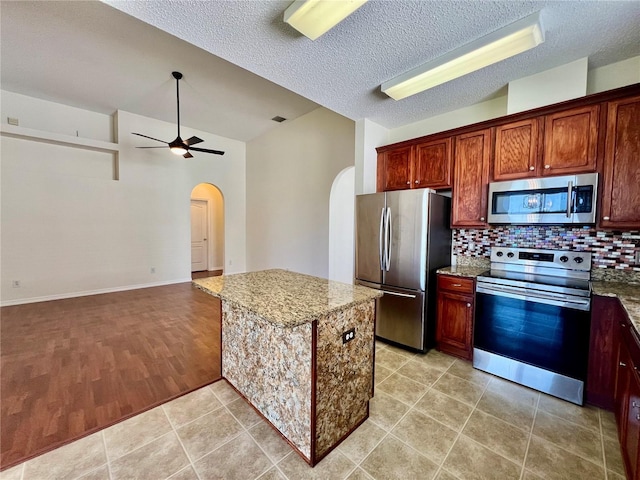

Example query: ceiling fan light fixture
[284,0,368,40]
[169,138,187,156]
[381,11,545,100]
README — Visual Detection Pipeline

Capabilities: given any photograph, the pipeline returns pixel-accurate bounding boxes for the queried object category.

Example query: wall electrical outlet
[7,117,19,126]
[342,328,355,344]
[12,280,20,288]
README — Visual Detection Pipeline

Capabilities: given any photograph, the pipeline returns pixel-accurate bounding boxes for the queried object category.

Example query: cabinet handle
[480,217,485,221]
[636,414,640,421]
[467,303,471,308]
[415,180,419,184]
[620,361,627,367]
[633,401,639,408]
[544,165,550,169]
[406,181,410,185]
[452,283,462,287]
[603,216,610,221]
[529,166,535,171]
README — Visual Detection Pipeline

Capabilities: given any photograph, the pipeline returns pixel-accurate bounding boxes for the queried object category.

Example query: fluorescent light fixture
[382,12,545,100]
[284,0,368,40]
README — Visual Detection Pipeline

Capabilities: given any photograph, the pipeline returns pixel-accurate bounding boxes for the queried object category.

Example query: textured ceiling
[2,0,639,142]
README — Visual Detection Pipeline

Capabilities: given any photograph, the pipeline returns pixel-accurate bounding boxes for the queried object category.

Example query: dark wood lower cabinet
[589,295,640,479]
[436,275,475,361]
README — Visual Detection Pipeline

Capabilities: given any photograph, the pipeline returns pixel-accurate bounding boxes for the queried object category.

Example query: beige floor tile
[461,409,529,464]
[607,470,626,480]
[76,465,109,480]
[166,465,199,480]
[391,409,458,464]
[248,422,294,463]
[22,431,106,480]
[475,389,536,432]
[532,411,603,464]
[522,470,545,479]
[277,449,356,480]
[375,340,388,351]
[103,406,172,460]
[447,359,492,387]
[600,410,619,440]
[368,391,411,431]
[360,436,439,480]
[345,467,375,480]
[383,344,417,359]
[412,349,456,371]
[176,408,243,460]
[538,394,600,432]
[524,435,605,480]
[375,349,411,371]
[0,464,23,480]
[603,434,625,476]
[396,360,446,387]
[376,372,429,405]
[374,364,394,386]
[257,467,287,479]
[443,435,521,480]
[337,419,387,464]
[109,432,189,480]
[432,373,485,406]
[226,397,262,428]
[193,431,273,480]
[209,379,241,405]
[486,377,539,405]
[413,388,474,431]
[435,469,461,480]
[162,386,223,427]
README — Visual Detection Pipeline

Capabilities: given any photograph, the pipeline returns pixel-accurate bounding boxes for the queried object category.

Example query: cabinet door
[542,105,599,175]
[625,367,640,480]
[493,118,539,181]
[414,138,452,189]
[600,95,640,229]
[380,147,412,191]
[587,296,620,410]
[436,289,474,360]
[452,129,491,227]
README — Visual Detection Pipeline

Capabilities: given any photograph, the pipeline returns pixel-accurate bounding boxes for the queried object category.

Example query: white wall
[246,107,355,279]
[328,167,355,284]
[587,56,640,95]
[1,91,246,305]
[191,183,225,271]
[355,119,389,195]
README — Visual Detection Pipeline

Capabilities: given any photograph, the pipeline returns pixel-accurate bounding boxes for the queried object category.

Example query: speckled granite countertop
[592,281,640,332]
[437,266,489,278]
[193,269,382,328]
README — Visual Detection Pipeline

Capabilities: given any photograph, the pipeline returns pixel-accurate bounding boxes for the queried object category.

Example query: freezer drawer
[376,286,426,352]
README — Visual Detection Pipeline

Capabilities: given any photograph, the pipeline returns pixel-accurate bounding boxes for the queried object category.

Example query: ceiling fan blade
[190,146,225,155]
[132,132,169,144]
[136,146,168,149]
[185,136,204,146]
[183,151,194,159]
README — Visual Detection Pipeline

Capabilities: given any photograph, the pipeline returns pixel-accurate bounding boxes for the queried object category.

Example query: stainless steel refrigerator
[355,189,451,352]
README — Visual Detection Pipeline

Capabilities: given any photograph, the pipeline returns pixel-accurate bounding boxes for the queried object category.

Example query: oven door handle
[476,284,591,311]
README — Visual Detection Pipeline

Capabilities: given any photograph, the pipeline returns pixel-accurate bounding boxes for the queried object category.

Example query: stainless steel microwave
[487,173,598,225]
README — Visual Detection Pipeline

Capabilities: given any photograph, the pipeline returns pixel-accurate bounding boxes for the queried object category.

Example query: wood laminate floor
[0,282,222,470]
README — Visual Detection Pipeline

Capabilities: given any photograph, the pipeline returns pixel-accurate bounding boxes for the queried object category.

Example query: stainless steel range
[473,247,592,405]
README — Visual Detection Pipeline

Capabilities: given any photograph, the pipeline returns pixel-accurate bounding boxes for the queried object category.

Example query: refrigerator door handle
[379,207,385,270]
[381,290,417,299]
[385,207,392,271]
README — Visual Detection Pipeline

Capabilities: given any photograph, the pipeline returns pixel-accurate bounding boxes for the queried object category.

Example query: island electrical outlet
[342,328,355,344]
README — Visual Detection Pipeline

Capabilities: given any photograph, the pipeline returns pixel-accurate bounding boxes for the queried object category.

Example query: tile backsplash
[453,226,640,274]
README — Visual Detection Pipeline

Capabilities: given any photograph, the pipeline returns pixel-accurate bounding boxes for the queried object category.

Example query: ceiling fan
[132,71,224,158]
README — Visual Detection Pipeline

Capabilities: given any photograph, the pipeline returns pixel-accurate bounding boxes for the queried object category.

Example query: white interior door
[191,199,208,272]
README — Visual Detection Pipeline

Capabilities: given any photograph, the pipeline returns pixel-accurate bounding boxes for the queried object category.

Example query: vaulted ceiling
[1,1,638,142]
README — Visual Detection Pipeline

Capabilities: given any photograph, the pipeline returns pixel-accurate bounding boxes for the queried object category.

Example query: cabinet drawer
[437,275,474,294]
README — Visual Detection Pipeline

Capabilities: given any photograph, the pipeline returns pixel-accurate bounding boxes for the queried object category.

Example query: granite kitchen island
[193,269,382,466]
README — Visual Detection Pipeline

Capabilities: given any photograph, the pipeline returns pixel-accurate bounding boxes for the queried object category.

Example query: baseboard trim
[0,278,193,307]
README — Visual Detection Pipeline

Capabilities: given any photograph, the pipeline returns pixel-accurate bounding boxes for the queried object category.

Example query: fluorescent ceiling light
[382,12,545,100]
[284,0,368,40]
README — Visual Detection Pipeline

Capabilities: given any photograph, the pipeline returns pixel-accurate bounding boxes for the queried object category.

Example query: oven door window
[474,292,591,380]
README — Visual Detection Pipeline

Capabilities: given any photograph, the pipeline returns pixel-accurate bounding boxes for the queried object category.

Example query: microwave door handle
[566,180,573,218]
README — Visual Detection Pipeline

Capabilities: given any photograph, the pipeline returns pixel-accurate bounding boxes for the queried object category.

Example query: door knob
[529,166,535,171]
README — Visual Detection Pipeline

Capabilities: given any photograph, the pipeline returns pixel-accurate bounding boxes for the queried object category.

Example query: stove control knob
[574,256,584,264]
[559,256,569,263]
[496,251,504,257]
[507,252,515,258]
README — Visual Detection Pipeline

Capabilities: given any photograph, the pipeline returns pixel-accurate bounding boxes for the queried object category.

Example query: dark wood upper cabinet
[378,146,412,191]
[493,118,540,181]
[451,129,491,228]
[542,105,599,175]
[414,138,452,189]
[600,94,640,229]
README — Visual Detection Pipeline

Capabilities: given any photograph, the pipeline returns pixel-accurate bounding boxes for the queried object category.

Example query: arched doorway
[190,183,224,278]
